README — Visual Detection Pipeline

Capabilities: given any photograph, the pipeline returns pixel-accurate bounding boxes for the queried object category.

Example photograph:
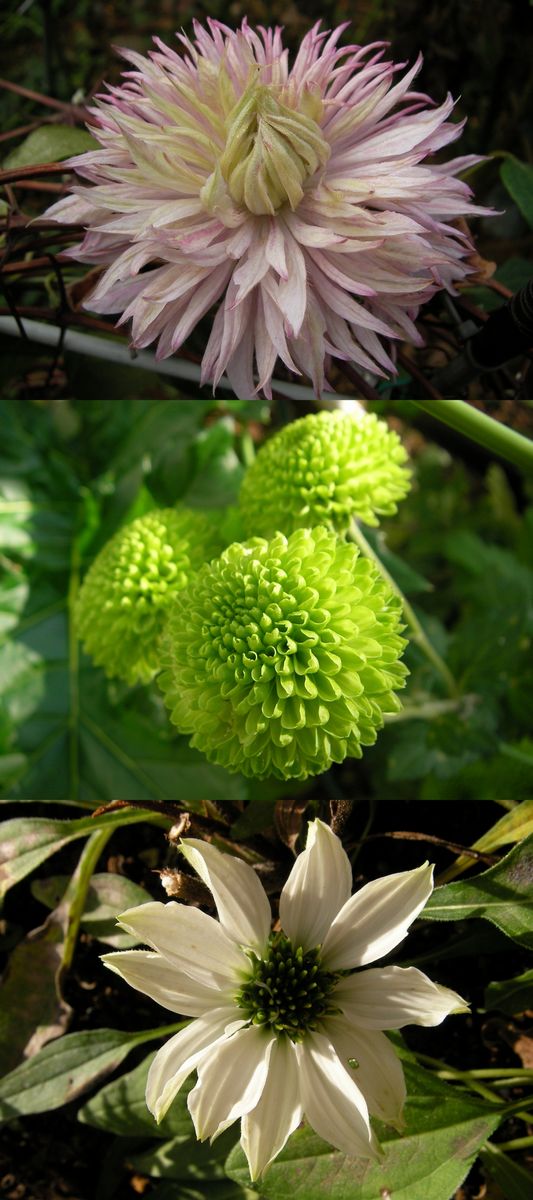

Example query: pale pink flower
[44,20,489,398]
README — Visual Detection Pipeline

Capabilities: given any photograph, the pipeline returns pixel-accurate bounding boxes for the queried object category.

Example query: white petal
[241,1037,303,1180]
[334,966,469,1029]
[279,819,352,951]
[146,1006,242,1122]
[187,1025,274,1141]
[180,839,271,953]
[320,863,434,970]
[116,901,249,986]
[295,1031,379,1160]
[101,950,230,1016]
[323,1014,406,1126]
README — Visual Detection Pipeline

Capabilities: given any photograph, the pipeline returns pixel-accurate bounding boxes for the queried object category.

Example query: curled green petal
[158,526,408,780]
[239,410,411,536]
[76,507,223,685]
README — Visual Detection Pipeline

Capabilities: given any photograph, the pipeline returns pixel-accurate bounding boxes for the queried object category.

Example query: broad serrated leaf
[484,968,533,1015]
[3,125,97,170]
[422,835,533,949]
[0,1025,181,1123]
[226,1060,501,1200]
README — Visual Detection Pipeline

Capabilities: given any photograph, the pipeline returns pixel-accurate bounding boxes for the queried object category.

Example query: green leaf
[0,1025,181,1123]
[131,1129,239,1182]
[500,157,533,229]
[32,871,150,947]
[3,125,97,170]
[422,836,533,949]
[484,969,533,1015]
[226,1059,501,1200]
[481,1142,533,1200]
[79,1052,194,1139]
[0,809,169,900]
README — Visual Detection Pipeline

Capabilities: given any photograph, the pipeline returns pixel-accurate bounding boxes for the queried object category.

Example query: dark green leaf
[0,1026,177,1122]
[481,1142,533,1200]
[500,157,533,229]
[79,1053,195,1139]
[131,1128,238,1182]
[422,836,533,949]
[31,872,150,947]
[484,969,533,1015]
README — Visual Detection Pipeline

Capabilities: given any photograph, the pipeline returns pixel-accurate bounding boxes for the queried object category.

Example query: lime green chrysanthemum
[76,507,222,685]
[239,410,411,536]
[158,526,408,780]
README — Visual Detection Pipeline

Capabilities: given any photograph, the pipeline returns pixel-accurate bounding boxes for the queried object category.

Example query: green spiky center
[234,934,340,1042]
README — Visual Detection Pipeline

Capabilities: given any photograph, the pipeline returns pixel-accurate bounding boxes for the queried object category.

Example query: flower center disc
[236,934,339,1041]
[202,78,330,216]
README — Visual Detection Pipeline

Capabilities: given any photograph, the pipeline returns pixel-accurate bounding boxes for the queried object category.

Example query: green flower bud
[76,507,222,685]
[239,409,411,536]
[158,526,408,780]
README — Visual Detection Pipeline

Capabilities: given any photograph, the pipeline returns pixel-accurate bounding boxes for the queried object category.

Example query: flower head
[102,820,468,1180]
[77,506,222,684]
[157,526,408,779]
[240,408,411,536]
[44,20,489,399]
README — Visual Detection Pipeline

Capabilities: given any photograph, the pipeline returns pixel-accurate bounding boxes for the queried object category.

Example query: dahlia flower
[240,408,411,536]
[158,526,408,780]
[43,20,489,399]
[77,507,222,685]
[102,820,467,1180]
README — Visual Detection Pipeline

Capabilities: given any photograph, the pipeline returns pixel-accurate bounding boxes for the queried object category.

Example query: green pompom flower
[76,507,222,685]
[158,526,408,780]
[239,409,411,536]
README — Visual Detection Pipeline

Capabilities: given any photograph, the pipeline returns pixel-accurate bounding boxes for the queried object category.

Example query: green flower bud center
[235,934,339,1041]
[209,78,329,216]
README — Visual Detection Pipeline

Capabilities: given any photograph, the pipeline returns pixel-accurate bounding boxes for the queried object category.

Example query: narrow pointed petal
[180,839,271,953]
[323,1014,406,1126]
[334,965,469,1028]
[279,819,352,950]
[295,1031,380,1160]
[188,1025,275,1141]
[241,1037,303,1180]
[146,1006,242,1122]
[320,863,434,970]
[101,949,229,1015]
[117,901,249,985]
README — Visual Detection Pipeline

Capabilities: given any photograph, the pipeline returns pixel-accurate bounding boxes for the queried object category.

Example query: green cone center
[235,933,339,1041]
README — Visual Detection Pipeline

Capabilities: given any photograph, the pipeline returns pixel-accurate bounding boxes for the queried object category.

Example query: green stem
[348,518,458,697]
[495,1135,533,1151]
[414,1052,533,1120]
[68,537,80,801]
[410,400,533,477]
[384,697,468,722]
[61,827,114,972]
[240,427,256,467]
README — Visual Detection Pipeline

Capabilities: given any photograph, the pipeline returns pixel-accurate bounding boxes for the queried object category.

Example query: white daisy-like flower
[102,820,467,1181]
